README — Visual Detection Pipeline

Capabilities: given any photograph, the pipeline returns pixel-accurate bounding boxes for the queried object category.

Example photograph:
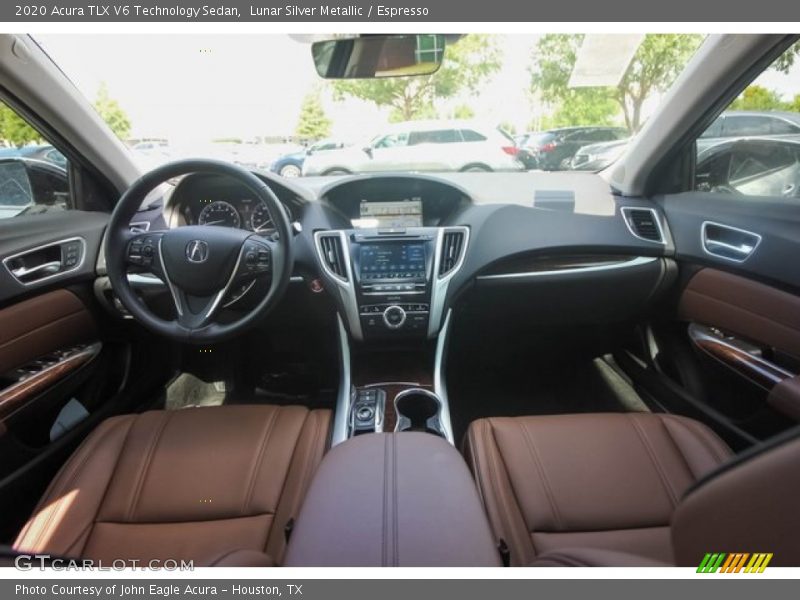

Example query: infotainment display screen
[360,243,426,281]
[355,198,423,228]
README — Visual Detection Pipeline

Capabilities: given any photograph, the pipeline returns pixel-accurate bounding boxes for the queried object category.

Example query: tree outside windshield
[9,34,794,178]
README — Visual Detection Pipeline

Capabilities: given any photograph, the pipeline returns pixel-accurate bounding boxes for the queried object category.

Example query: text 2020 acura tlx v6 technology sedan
[0,33,799,568]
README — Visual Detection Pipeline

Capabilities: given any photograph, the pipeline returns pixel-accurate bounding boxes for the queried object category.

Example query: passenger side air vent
[622,207,665,243]
[439,229,467,277]
[319,234,348,280]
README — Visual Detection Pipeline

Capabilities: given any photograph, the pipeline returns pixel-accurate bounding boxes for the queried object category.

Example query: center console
[283,431,501,567]
[314,226,469,341]
[287,225,499,566]
[315,226,468,448]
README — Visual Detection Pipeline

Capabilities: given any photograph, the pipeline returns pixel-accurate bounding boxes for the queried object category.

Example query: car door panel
[678,268,800,359]
[637,191,800,441]
[0,208,115,443]
[0,289,96,376]
[0,211,109,303]
[656,191,800,289]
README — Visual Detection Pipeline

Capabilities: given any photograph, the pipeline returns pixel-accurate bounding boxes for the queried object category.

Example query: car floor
[448,355,649,445]
[165,373,227,409]
[164,367,337,412]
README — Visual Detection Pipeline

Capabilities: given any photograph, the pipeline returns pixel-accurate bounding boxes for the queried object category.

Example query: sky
[34,34,799,146]
[35,34,537,143]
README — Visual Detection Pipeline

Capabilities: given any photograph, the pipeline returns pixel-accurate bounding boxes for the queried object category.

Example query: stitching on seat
[127,411,171,522]
[381,434,390,567]
[485,419,536,559]
[392,432,399,567]
[518,420,564,530]
[24,419,126,553]
[627,414,679,507]
[665,415,728,465]
[464,426,485,504]
[659,417,703,480]
[481,421,511,538]
[243,407,280,515]
[95,512,273,526]
[68,416,137,556]
[28,432,106,551]
[298,412,325,500]
[263,409,311,555]
[63,522,93,557]
[266,410,330,559]
[292,412,320,509]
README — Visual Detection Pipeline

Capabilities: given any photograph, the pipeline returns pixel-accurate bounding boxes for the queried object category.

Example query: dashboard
[166,173,300,234]
[147,170,676,341]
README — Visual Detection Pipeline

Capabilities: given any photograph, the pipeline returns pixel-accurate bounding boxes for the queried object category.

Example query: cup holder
[394,389,445,437]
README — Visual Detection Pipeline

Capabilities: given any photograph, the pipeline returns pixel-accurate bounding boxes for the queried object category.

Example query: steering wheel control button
[236,241,272,280]
[382,305,407,330]
[125,233,163,269]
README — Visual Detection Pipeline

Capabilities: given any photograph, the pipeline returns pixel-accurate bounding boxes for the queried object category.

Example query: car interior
[0,32,799,568]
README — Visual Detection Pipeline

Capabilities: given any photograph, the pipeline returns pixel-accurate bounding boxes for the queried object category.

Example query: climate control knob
[382,305,407,330]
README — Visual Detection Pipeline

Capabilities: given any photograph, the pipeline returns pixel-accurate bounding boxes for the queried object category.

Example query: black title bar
[4,0,800,22]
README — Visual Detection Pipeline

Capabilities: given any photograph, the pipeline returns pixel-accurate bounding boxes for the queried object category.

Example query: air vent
[622,208,664,243]
[319,234,348,280]
[439,229,466,277]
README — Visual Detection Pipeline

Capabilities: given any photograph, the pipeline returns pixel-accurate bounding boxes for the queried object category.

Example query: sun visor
[568,35,644,88]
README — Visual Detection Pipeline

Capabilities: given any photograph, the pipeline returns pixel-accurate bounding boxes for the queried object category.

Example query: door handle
[11,261,62,281]
[704,239,756,258]
[701,221,761,263]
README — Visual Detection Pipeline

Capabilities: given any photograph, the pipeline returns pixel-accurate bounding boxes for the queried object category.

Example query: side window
[408,129,460,145]
[695,41,800,198]
[460,129,487,142]
[722,115,774,137]
[770,118,800,135]
[374,132,409,149]
[564,131,587,142]
[0,101,70,219]
[589,130,614,142]
[700,117,723,138]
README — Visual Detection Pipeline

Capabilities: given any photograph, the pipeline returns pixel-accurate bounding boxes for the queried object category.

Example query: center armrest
[284,432,501,567]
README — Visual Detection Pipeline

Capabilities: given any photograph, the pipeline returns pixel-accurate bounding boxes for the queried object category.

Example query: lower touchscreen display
[360,243,426,281]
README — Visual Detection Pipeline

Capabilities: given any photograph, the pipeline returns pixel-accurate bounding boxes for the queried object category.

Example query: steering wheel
[105,160,293,344]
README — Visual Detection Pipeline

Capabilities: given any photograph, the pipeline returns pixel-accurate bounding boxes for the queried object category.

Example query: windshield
[35,34,706,176]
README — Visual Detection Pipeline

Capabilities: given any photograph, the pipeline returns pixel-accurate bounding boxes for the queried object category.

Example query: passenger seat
[465,413,798,566]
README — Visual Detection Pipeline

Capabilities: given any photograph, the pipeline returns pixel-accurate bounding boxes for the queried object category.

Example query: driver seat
[14,404,331,567]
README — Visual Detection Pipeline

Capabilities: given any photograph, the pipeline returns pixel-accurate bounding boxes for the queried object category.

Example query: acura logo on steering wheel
[186,240,209,263]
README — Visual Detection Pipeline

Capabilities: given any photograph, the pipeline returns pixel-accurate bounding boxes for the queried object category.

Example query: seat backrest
[671,428,800,567]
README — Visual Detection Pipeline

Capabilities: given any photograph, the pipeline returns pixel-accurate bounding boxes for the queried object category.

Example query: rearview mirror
[312,35,445,79]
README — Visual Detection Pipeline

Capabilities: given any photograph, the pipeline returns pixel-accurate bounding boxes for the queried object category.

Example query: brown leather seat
[14,404,331,566]
[464,413,732,565]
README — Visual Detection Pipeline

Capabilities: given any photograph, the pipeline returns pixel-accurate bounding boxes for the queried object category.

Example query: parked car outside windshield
[302,121,523,176]
[270,139,347,178]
